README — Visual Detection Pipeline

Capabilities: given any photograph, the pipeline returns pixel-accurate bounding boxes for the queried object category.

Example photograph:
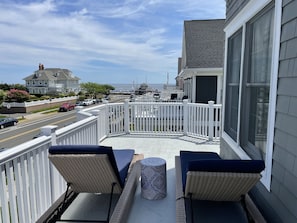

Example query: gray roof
[183,19,225,68]
[23,68,80,81]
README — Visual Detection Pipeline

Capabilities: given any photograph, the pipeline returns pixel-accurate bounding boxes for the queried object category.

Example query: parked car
[95,98,102,103]
[0,117,18,129]
[59,102,75,112]
[81,99,94,106]
[0,148,8,152]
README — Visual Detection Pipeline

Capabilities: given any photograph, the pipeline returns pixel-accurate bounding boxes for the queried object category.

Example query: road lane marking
[0,128,39,143]
[0,116,75,143]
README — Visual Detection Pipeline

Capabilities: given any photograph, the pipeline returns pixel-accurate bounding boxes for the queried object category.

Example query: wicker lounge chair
[40,145,140,223]
[176,151,265,223]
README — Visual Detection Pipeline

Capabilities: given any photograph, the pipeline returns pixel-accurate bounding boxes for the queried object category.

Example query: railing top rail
[107,102,124,106]
[188,102,222,107]
[130,101,184,105]
[79,103,107,112]
[0,136,51,165]
[56,116,97,136]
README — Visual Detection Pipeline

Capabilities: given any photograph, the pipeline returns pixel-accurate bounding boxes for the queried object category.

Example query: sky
[0,0,225,85]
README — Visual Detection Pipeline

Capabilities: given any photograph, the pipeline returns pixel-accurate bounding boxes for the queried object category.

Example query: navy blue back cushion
[179,151,265,191]
[180,151,221,191]
[49,145,134,187]
[188,160,265,173]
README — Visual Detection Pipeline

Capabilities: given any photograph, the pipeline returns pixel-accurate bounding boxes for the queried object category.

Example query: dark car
[0,148,8,152]
[0,117,18,129]
[59,102,75,112]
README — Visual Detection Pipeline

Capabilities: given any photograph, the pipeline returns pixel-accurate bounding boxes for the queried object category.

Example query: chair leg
[107,182,117,222]
[45,183,77,223]
[189,193,194,223]
[46,182,117,223]
[61,183,71,210]
[241,195,254,223]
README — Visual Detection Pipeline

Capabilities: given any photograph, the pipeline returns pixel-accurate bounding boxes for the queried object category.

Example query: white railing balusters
[42,148,51,209]
[14,158,25,223]
[0,165,10,223]
[208,101,214,141]
[6,161,18,223]
[28,151,37,221]
[20,155,31,222]
[34,150,42,217]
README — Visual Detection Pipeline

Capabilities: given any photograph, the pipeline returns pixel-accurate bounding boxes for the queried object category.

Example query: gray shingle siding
[282,0,297,24]
[225,0,250,24]
[280,18,297,42]
[222,0,297,222]
[183,20,225,69]
[261,0,297,221]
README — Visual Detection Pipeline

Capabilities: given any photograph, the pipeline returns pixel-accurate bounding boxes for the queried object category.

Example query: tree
[0,83,10,91]
[102,84,115,94]
[6,89,30,102]
[80,82,114,98]
[0,83,27,91]
[11,84,27,91]
[0,89,6,104]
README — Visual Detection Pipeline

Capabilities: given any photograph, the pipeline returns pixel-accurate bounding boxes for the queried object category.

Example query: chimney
[39,63,44,70]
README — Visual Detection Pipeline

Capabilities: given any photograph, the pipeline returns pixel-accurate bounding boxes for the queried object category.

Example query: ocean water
[111,83,168,92]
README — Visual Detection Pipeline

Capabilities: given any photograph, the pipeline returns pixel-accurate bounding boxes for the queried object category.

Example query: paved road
[0,111,77,149]
[0,96,130,149]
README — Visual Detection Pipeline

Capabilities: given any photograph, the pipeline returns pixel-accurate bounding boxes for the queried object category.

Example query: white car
[82,99,94,106]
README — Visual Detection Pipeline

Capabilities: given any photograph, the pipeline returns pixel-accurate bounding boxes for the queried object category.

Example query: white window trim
[222,0,282,191]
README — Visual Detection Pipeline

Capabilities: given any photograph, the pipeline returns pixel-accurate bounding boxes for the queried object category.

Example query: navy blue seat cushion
[113,149,135,186]
[49,145,134,187]
[180,151,221,191]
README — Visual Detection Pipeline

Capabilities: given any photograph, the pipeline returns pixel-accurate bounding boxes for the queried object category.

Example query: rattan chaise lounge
[175,151,265,223]
[38,145,140,223]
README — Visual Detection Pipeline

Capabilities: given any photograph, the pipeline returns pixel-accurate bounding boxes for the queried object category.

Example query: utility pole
[167,72,169,87]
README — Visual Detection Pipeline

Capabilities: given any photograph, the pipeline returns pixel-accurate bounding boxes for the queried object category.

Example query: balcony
[0,100,229,222]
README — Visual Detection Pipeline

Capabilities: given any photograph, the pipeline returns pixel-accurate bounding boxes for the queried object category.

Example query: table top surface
[140,157,166,166]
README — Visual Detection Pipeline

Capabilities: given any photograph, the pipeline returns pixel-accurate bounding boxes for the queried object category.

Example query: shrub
[6,89,30,102]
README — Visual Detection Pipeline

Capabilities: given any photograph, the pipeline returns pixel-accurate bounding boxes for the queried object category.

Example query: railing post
[75,106,83,120]
[90,110,100,144]
[124,99,130,134]
[208,101,214,141]
[40,125,58,204]
[183,99,189,135]
[40,125,58,145]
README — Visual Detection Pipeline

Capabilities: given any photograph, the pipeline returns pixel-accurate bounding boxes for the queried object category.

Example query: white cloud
[176,0,225,19]
[0,0,225,83]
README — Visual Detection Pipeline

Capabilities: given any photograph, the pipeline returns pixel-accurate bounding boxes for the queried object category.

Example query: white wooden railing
[0,117,99,223]
[0,137,52,223]
[0,100,221,222]
[85,100,221,140]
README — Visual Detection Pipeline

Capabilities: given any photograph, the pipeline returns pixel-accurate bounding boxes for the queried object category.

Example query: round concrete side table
[140,157,167,200]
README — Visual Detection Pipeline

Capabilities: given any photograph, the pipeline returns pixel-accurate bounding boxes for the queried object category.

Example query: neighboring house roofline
[179,67,223,79]
[182,19,225,69]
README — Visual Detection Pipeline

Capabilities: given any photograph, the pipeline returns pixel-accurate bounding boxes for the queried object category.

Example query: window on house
[225,4,274,160]
[240,5,274,160]
[224,30,242,141]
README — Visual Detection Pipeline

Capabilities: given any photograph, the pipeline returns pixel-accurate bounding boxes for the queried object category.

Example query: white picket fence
[104,100,221,140]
